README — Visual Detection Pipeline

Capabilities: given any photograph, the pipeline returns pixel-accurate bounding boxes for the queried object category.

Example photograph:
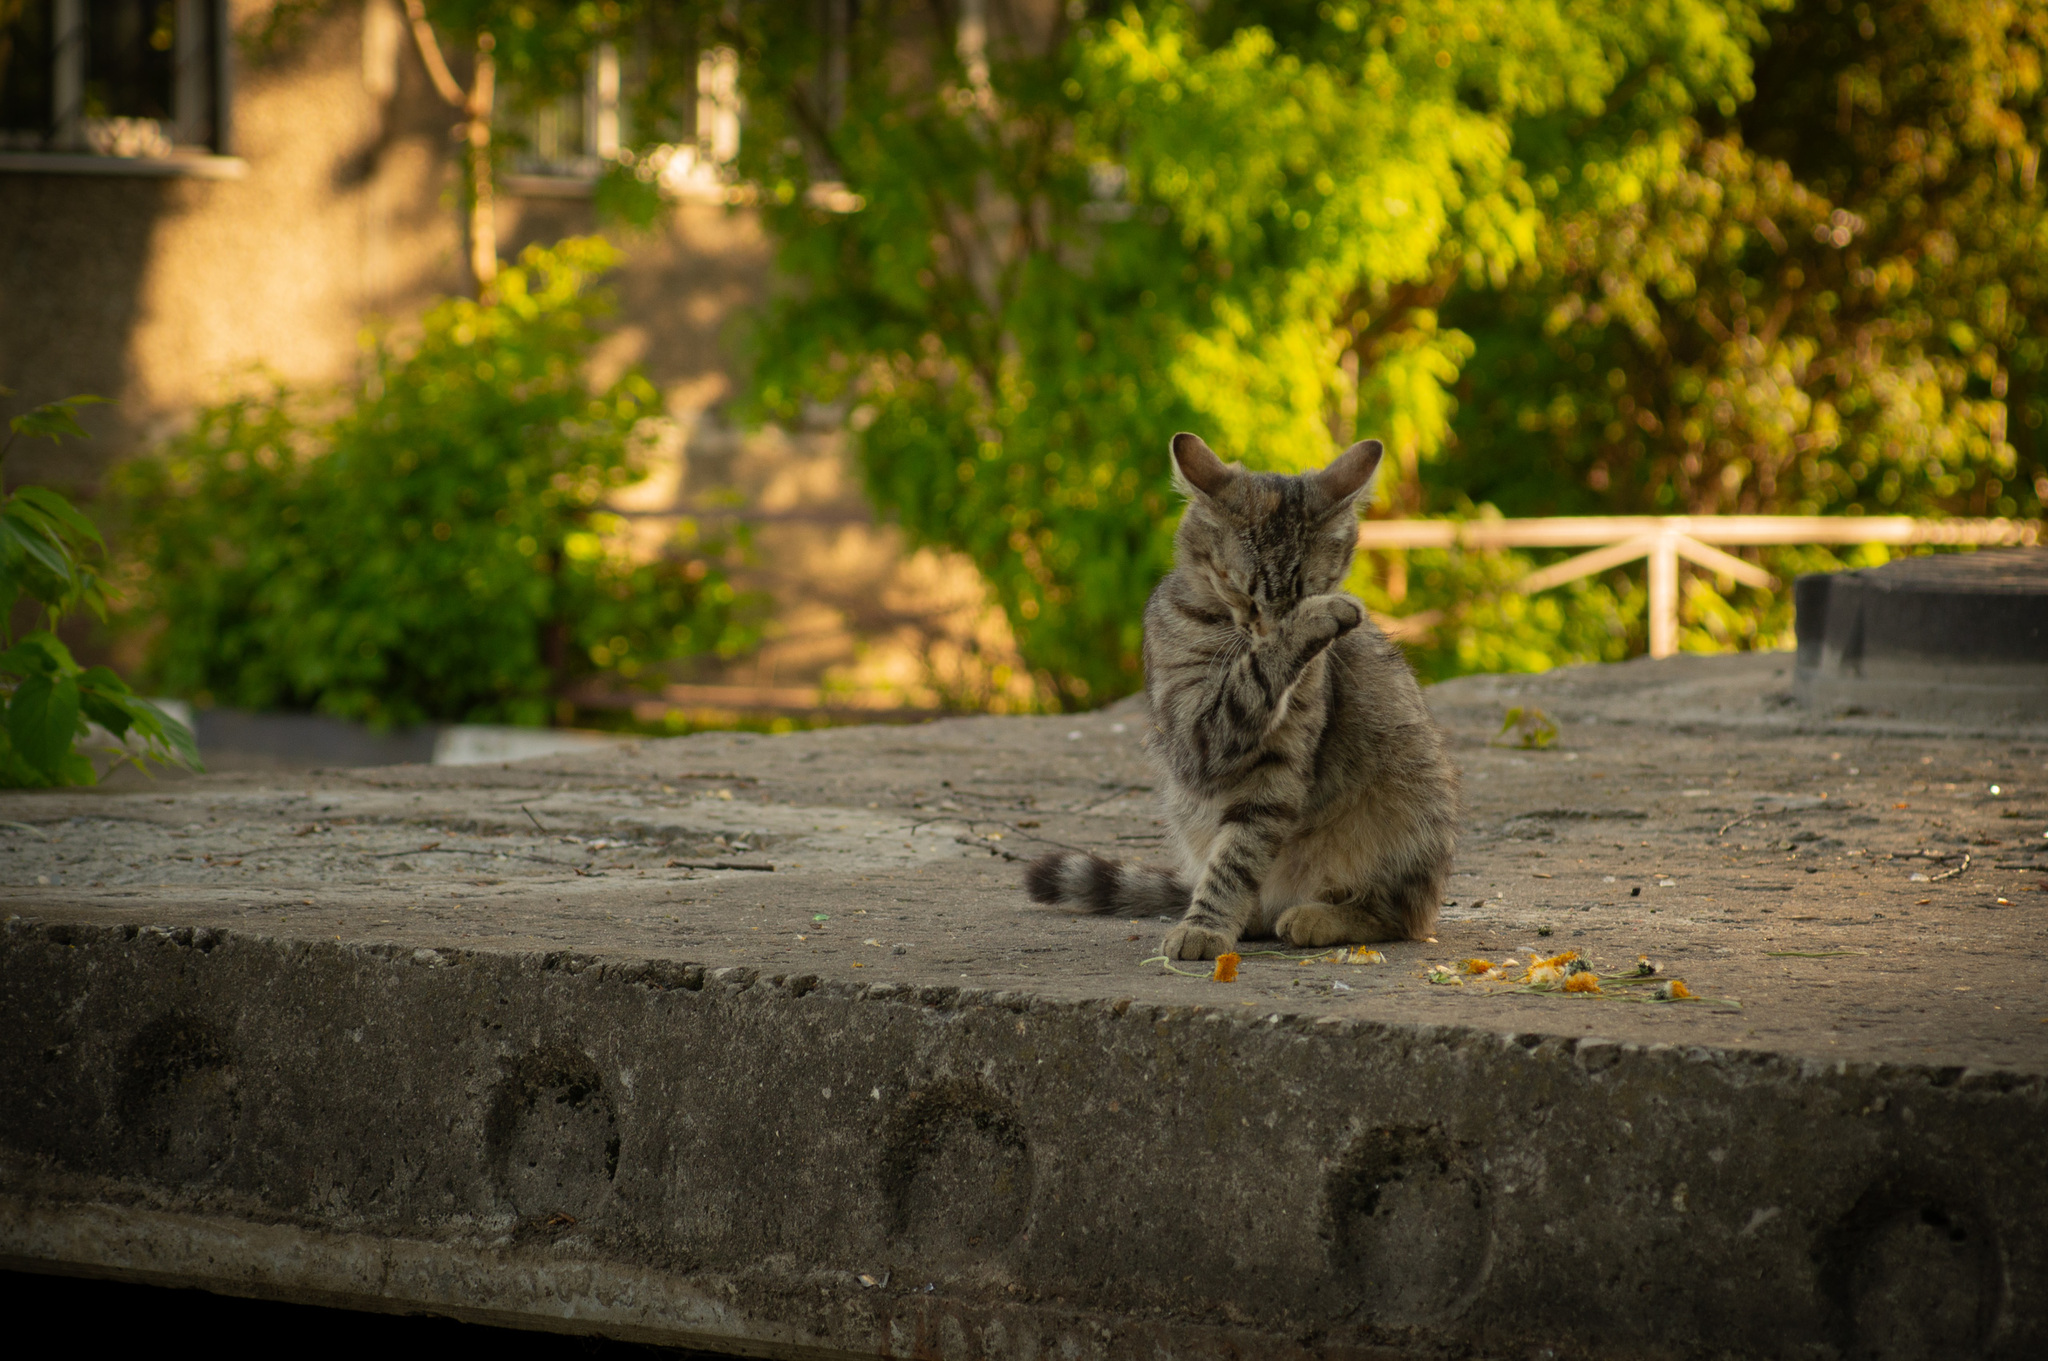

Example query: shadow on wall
[0,174,172,490]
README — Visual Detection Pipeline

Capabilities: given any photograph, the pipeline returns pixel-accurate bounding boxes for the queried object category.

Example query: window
[500,39,739,201]
[0,0,230,158]
[504,41,621,181]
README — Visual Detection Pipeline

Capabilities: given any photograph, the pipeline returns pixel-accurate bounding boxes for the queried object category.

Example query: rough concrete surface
[3,652,2045,1359]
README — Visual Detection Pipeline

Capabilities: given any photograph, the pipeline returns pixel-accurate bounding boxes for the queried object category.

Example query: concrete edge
[0,1202,864,1359]
[11,917,2041,1095]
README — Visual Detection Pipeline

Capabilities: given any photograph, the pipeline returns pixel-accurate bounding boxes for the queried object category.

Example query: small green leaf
[56,750,98,786]
[79,688,134,741]
[11,486,106,549]
[0,637,64,678]
[9,631,78,673]
[8,394,109,446]
[1,507,77,581]
[91,688,201,769]
[8,672,81,776]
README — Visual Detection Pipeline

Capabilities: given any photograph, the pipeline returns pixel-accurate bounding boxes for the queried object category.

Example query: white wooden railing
[1355,516,2040,657]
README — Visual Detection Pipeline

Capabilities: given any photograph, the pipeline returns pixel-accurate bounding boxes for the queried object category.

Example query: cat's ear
[1314,438,1384,512]
[1171,432,1234,499]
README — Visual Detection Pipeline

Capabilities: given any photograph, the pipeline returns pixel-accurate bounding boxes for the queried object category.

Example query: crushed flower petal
[1460,958,1494,975]
[1521,949,1580,985]
[1563,972,1602,994]
[1427,965,1463,985]
[1655,979,1694,1000]
[1212,952,1241,983]
[1340,948,1385,965]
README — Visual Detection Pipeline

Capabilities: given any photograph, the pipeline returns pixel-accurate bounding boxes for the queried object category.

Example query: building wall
[0,0,1033,712]
[2,0,467,486]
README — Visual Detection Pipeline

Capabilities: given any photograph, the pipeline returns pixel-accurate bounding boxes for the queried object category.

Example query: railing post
[1648,529,1679,658]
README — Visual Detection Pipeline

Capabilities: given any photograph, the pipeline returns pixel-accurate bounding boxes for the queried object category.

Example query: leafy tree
[724,1,2045,698]
[117,239,758,729]
[729,0,1766,705]
[1445,0,2047,524]
[0,391,198,787]
[1423,0,2046,662]
[403,0,704,290]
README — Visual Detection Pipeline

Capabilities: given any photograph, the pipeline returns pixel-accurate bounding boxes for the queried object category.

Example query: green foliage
[731,1,1768,705]
[726,1,2048,699]
[0,391,199,788]
[117,240,759,729]
[1444,0,2048,528]
[592,156,671,235]
[423,0,695,121]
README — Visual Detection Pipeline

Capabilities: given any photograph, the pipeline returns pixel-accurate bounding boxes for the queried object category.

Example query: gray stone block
[1795,549,2048,724]
[4,919,2041,1359]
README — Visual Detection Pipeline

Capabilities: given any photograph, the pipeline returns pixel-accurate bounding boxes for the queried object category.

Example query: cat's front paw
[1162,922,1236,960]
[1275,903,1354,947]
[1314,594,1365,636]
[1293,594,1363,645]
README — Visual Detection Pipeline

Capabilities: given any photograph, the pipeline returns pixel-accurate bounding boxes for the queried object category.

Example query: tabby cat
[1025,433,1460,960]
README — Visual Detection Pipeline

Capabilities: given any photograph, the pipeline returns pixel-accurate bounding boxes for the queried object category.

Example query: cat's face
[1169,434,1382,631]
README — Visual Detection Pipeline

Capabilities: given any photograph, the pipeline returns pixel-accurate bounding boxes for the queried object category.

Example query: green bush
[731,1,1762,705]
[1,390,198,787]
[118,239,758,728]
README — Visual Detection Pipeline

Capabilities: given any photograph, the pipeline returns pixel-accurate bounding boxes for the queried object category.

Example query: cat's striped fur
[1025,433,1460,960]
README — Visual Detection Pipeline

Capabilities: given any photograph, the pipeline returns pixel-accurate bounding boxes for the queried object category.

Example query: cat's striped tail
[1024,851,1191,917]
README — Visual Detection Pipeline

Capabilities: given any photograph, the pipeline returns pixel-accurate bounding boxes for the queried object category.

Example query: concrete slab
[4,652,2044,1358]
[1793,548,2048,726]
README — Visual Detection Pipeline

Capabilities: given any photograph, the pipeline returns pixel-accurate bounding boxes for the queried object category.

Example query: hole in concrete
[116,1012,240,1181]
[879,1080,1032,1261]
[1324,1126,1492,1323]
[485,1046,621,1220]
[1819,1175,2006,1360]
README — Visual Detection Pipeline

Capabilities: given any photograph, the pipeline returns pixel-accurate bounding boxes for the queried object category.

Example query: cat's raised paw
[1295,594,1363,643]
[1318,595,1365,634]
[1275,903,1356,948]
[1161,922,1236,961]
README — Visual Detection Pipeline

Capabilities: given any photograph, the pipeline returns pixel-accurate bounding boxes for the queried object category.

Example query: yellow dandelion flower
[1342,948,1385,965]
[1212,952,1240,983]
[1656,979,1693,1000]
[1563,972,1601,994]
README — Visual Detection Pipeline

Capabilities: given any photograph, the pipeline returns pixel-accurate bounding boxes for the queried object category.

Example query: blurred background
[2,0,2042,757]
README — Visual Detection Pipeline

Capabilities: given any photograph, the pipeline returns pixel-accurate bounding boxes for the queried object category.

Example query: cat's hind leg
[1274,862,1443,946]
